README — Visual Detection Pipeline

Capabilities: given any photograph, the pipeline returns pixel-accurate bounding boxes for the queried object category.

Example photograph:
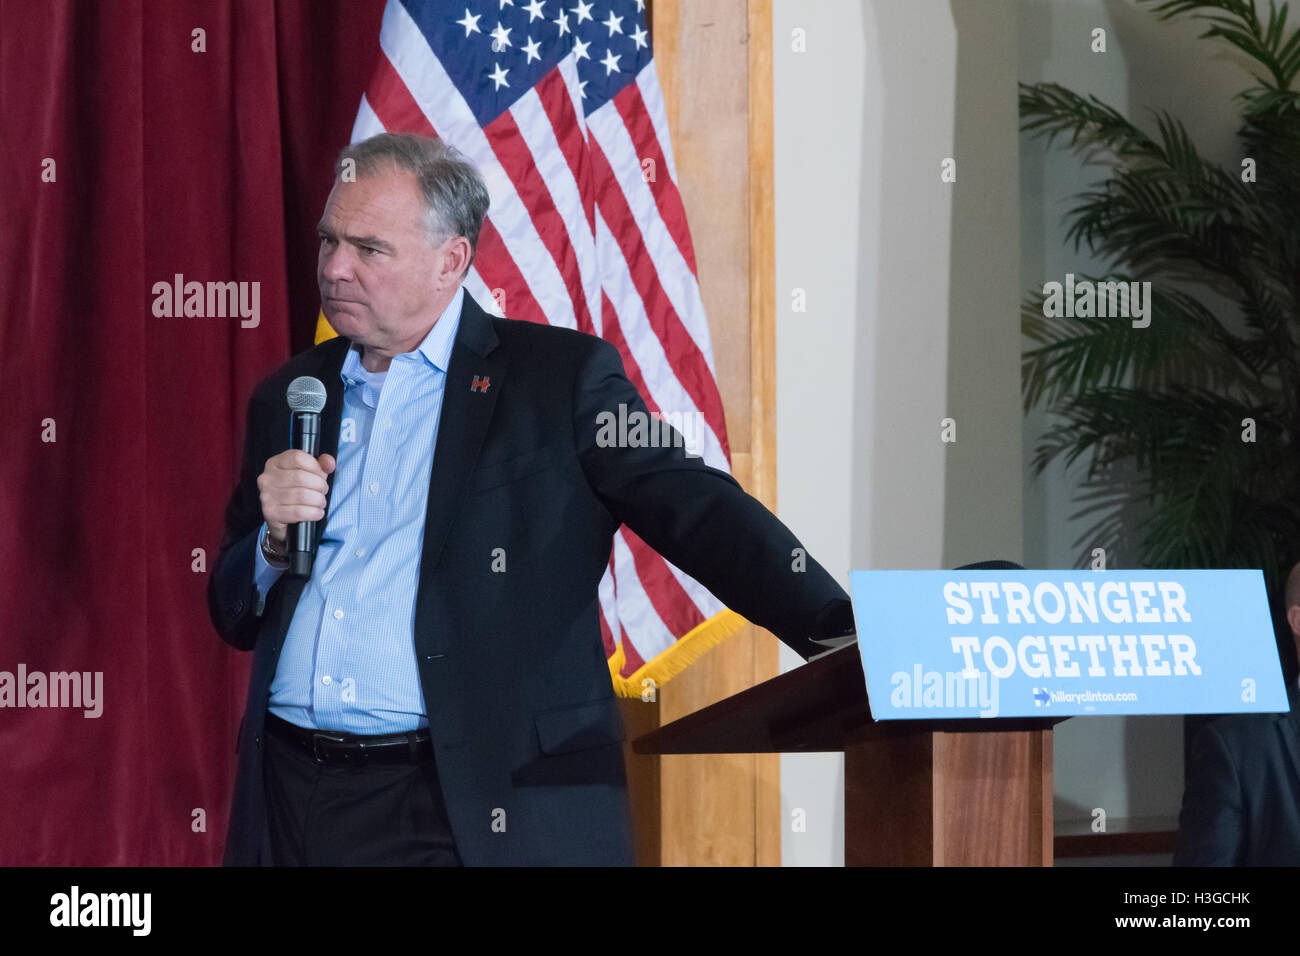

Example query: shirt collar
[341,285,465,386]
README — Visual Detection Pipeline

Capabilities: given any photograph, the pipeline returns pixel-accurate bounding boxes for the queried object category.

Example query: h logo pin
[471,375,491,393]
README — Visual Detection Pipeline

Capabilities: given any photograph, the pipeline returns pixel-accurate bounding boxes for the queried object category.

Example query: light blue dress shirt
[254,286,465,734]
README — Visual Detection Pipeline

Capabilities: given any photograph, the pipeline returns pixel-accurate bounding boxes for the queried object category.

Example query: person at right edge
[1173,560,1300,865]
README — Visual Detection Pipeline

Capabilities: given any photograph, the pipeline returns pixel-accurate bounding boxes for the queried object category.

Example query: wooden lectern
[633,645,1062,866]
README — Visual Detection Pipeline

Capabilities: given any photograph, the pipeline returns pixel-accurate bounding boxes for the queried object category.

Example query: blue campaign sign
[848,569,1291,720]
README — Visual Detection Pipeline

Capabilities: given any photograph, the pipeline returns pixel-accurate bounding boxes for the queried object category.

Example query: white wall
[774,0,1022,865]
[773,0,872,866]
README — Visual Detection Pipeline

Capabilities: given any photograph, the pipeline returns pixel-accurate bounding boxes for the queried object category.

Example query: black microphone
[286,376,328,577]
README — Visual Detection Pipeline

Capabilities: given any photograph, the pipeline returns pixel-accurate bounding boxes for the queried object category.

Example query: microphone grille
[286,376,327,413]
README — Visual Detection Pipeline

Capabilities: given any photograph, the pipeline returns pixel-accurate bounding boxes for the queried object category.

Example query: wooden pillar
[639,0,779,866]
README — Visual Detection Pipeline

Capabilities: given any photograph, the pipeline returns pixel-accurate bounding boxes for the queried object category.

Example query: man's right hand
[257,451,337,546]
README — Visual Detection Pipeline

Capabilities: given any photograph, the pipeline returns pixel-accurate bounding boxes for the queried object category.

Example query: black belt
[265,712,433,766]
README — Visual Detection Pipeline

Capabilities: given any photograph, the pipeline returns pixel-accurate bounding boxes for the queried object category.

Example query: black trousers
[262,723,463,866]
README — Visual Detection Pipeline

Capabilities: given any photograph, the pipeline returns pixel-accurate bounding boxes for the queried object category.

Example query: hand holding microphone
[258,376,333,576]
[257,450,336,559]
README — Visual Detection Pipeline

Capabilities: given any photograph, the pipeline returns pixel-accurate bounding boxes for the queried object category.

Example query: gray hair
[335,132,490,273]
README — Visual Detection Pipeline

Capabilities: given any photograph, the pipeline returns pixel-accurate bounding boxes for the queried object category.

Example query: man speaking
[208,132,854,866]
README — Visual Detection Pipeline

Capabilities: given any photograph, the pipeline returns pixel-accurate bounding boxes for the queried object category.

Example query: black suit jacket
[1173,686,1300,866]
[208,290,853,865]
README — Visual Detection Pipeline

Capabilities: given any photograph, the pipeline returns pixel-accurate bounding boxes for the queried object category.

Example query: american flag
[331,0,740,691]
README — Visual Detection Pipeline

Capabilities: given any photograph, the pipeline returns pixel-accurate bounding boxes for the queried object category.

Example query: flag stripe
[612,530,675,659]
[351,93,385,141]
[534,64,597,237]
[589,146,730,462]
[666,557,726,620]
[617,621,647,674]
[635,61,679,186]
[595,213,728,466]
[612,81,698,277]
[597,290,660,418]
[521,72,601,332]
[623,526,705,641]
[492,90,597,335]
[587,98,718,380]
[598,557,618,659]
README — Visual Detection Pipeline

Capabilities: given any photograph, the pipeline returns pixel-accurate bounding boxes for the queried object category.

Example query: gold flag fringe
[607,608,748,698]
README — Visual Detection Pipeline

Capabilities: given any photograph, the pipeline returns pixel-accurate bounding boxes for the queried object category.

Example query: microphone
[286,376,328,577]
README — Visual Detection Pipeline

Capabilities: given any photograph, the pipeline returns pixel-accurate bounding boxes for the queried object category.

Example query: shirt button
[355,547,366,558]
[369,481,379,494]
[322,676,332,685]
[384,419,393,430]
[333,609,344,620]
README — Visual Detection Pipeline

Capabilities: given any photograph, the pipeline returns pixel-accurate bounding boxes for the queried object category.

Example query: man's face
[316,165,456,352]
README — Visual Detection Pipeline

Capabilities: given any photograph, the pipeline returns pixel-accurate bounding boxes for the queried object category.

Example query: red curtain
[0,0,384,865]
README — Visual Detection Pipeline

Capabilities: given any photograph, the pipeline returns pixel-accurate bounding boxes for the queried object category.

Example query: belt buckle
[310,730,349,764]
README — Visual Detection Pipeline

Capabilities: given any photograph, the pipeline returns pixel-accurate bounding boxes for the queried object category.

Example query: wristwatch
[260,526,290,569]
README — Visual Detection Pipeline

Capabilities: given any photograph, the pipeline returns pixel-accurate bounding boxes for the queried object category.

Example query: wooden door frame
[622,0,779,867]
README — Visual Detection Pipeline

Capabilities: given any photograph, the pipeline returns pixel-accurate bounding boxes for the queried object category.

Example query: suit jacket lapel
[312,337,350,553]
[416,291,503,575]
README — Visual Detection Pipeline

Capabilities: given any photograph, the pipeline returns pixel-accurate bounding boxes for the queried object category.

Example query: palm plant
[1020,0,1300,599]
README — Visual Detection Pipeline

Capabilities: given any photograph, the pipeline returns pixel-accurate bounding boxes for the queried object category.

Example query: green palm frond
[1019,82,1165,164]
[1022,1,1300,592]
[1022,283,1258,413]
[1145,0,1300,90]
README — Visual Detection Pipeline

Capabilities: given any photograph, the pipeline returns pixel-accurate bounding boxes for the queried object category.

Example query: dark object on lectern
[954,559,1024,571]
